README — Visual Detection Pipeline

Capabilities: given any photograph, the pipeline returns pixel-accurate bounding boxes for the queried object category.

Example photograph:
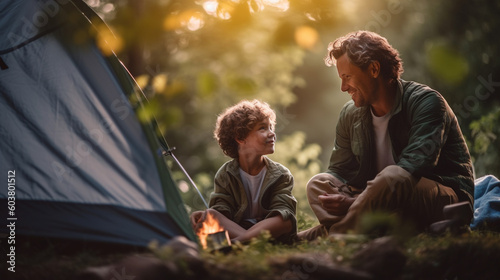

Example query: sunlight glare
[164,10,205,31]
[135,74,149,90]
[295,25,319,50]
[263,0,289,11]
[85,0,100,7]
[187,12,205,31]
[178,180,189,193]
[203,0,218,16]
[217,2,234,20]
[95,24,123,56]
[101,3,115,13]
[248,0,264,13]
[152,74,168,93]
[340,0,359,14]
[163,13,180,30]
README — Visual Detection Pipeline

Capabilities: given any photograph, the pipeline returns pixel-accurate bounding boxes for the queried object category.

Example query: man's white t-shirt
[371,109,396,172]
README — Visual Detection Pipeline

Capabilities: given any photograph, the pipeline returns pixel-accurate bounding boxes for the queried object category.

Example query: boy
[191,100,297,243]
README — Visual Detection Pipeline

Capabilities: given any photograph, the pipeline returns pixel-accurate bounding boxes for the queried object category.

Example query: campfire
[196,211,231,250]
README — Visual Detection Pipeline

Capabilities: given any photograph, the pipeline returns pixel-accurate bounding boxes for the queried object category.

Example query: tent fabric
[0,0,195,246]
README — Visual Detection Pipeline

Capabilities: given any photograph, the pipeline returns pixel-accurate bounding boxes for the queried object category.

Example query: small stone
[351,236,407,280]
[77,254,176,280]
[280,253,373,280]
[165,236,205,274]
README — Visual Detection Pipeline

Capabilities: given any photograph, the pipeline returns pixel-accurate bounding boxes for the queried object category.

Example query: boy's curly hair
[214,100,276,159]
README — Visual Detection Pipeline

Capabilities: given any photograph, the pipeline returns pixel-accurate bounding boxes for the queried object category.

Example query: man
[299,31,474,240]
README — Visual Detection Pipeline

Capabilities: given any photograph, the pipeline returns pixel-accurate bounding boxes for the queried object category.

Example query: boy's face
[238,118,276,157]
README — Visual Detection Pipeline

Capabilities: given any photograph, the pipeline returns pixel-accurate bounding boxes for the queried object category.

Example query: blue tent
[0,0,196,246]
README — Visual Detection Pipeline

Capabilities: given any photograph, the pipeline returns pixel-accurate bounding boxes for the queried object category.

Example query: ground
[3,227,500,280]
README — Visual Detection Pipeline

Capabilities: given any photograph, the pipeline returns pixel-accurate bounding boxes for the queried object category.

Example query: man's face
[336,54,377,107]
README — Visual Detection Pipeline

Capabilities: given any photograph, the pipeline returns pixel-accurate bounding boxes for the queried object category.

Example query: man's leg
[329,165,460,234]
[297,173,355,240]
[306,173,355,225]
[405,177,459,230]
[329,165,415,233]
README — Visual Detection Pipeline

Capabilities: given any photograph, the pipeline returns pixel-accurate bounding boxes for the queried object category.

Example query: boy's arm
[209,166,237,219]
[233,215,292,242]
[266,172,296,222]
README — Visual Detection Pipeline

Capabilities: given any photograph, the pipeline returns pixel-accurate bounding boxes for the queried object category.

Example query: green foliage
[269,131,322,217]
[192,230,367,280]
[470,108,500,154]
[425,41,469,86]
[296,208,319,232]
[470,107,500,175]
[389,0,500,177]
[87,0,500,222]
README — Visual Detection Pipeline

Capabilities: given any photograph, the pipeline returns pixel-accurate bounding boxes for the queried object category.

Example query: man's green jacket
[327,79,474,203]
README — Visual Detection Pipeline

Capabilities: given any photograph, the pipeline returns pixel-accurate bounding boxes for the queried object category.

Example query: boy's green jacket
[210,156,297,243]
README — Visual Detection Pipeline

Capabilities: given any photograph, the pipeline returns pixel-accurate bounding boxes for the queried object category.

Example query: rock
[443,201,473,224]
[429,202,473,235]
[77,265,111,280]
[76,237,204,280]
[351,236,407,280]
[166,236,200,259]
[278,253,373,280]
[77,254,177,280]
[165,236,205,275]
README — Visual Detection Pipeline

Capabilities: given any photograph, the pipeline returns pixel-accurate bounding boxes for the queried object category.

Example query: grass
[147,229,500,280]
[3,213,500,280]
[404,231,500,279]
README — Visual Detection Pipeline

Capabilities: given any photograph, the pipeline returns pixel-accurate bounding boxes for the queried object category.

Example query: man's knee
[363,165,418,206]
[306,173,327,192]
[306,173,345,194]
[373,165,416,192]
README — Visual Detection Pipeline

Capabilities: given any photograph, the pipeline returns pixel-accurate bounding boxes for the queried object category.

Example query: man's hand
[318,193,355,216]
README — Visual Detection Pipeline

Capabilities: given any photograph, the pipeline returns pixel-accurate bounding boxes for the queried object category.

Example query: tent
[0,0,196,247]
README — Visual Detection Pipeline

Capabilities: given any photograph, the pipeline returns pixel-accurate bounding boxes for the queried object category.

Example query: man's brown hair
[325,30,403,81]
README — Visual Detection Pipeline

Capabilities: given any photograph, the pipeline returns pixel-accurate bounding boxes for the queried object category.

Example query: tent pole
[164,148,209,209]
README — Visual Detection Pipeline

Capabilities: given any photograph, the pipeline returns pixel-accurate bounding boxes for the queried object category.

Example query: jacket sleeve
[209,166,238,220]
[264,168,298,240]
[265,172,296,221]
[327,102,361,183]
[397,90,451,177]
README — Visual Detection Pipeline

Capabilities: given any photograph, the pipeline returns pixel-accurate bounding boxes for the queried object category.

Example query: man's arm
[397,90,450,176]
[327,102,362,184]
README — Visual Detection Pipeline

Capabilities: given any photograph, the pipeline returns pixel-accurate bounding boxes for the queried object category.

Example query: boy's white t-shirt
[239,166,267,224]
[371,109,396,172]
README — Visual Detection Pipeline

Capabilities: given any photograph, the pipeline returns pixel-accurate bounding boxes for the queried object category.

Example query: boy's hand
[190,210,206,230]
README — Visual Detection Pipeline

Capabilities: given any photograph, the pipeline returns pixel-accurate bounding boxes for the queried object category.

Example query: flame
[197,211,225,249]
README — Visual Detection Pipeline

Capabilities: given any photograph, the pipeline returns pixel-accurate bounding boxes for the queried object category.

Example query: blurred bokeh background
[84,0,500,218]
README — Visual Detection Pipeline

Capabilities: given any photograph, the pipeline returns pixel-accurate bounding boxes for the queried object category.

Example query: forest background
[85,0,500,219]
